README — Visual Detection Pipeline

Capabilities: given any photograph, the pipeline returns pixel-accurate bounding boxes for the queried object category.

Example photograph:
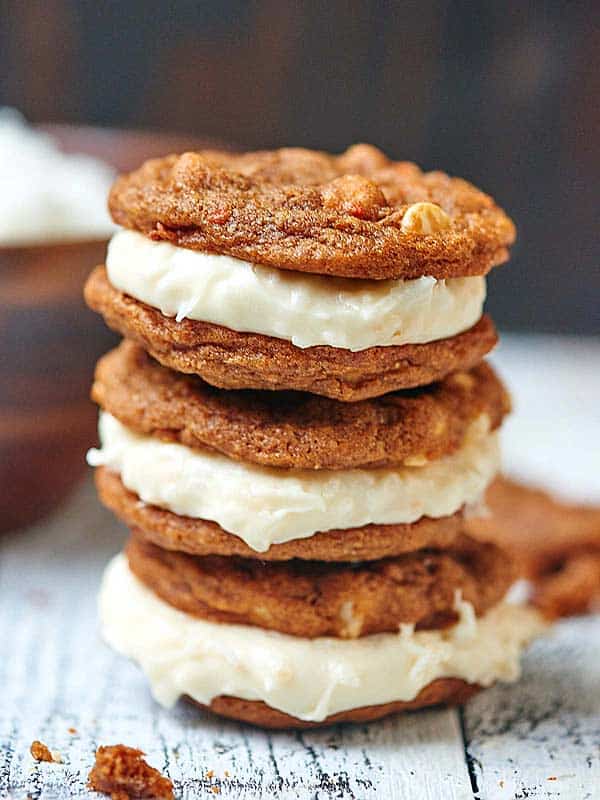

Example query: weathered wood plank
[463,616,600,800]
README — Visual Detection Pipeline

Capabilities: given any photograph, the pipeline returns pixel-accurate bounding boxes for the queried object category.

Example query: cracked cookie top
[109,144,516,280]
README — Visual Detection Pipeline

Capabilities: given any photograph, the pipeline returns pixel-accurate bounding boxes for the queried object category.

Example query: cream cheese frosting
[100,555,545,722]
[87,413,500,551]
[105,229,486,351]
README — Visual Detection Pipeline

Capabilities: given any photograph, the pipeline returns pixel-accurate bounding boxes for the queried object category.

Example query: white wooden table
[1,334,599,800]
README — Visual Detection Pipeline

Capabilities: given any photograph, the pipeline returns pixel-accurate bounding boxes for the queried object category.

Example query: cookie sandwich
[85,144,512,401]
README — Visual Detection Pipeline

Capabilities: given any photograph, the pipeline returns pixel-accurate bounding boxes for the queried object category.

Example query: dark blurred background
[2,0,598,333]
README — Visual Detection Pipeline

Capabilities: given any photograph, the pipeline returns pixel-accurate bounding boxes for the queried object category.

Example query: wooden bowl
[0,126,219,533]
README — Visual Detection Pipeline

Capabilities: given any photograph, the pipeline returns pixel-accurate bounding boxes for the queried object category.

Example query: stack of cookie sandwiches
[85,144,544,728]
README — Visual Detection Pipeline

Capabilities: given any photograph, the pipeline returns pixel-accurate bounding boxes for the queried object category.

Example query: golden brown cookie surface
[109,144,515,280]
[468,476,600,619]
[85,266,498,400]
[87,745,174,800]
[93,340,509,470]
[125,533,513,638]
[187,679,481,729]
[96,467,465,562]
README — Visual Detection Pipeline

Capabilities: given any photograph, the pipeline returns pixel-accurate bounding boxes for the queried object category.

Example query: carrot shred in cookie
[88,744,174,800]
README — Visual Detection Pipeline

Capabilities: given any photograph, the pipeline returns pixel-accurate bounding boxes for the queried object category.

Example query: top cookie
[109,144,516,280]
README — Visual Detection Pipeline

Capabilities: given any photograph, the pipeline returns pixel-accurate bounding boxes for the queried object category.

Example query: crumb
[499,779,504,787]
[88,744,173,800]
[211,788,220,795]
[30,741,61,763]
[68,727,78,735]
[224,770,230,777]
[205,770,214,779]
[548,776,557,781]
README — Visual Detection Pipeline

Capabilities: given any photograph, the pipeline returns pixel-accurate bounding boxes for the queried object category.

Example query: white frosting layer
[105,229,486,350]
[87,413,500,552]
[100,556,545,722]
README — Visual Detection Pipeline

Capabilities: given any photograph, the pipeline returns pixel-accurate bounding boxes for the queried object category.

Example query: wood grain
[462,617,600,799]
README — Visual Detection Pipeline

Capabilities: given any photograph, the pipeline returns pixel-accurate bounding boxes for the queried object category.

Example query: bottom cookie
[187,679,481,729]
[100,555,545,728]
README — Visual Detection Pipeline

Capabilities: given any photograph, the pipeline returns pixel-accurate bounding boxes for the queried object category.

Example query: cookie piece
[85,266,498,400]
[125,533,513,638]
[88,745,174,800]
[468,476,600,619]
[30,741,57,763]
[109,144,515,280]
[94,341,509,470]
[188,679,481,729]
[96,467,464,561]
[532,553,600,620]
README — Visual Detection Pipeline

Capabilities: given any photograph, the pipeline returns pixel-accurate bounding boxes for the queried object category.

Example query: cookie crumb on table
[87,744,174,800]
[30,740,62,763]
